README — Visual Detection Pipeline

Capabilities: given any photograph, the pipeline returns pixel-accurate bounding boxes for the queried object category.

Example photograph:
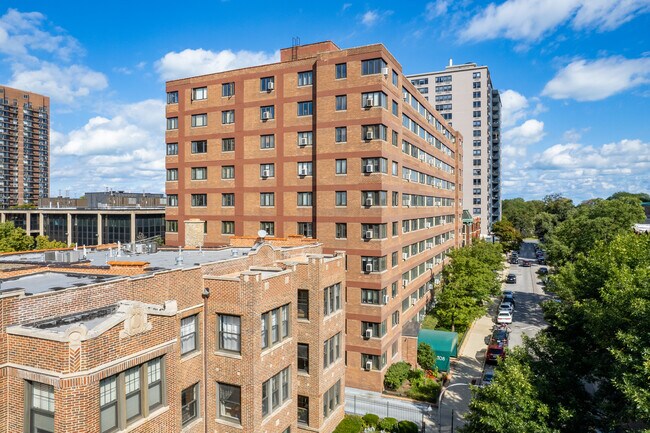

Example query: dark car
[490,328,509,346]
[510,257,519,264]
[486,344,506,365]
[506,274,517,284]
[538,258,546,265]
[538,267,548,275]
[521,260,532,267]
[502,291,515,307]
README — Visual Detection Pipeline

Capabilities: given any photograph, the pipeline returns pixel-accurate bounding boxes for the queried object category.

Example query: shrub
[396,420,419,433]
[362,413,379,427]
[407,368,424,384]
[420,314,438,329]
[378,417,398,432]
[333,415,364,433]
[417,342,437,371]
[383,361,411,390]
[406,377,441,403]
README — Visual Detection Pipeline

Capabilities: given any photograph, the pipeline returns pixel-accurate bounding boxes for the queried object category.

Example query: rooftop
[0,271,119,296]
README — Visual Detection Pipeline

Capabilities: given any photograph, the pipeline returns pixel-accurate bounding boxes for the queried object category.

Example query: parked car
[481,370,495,386]
[486,344,506,365]
[490,328,509,346]
[497,311,513,324]
[510,257,519,264]
[538,267,548,275]
[537,258,546,265]
[521,260,532,267]
[506,274,517,284]
[499,302,514,314]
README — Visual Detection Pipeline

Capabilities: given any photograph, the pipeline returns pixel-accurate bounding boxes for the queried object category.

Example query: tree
[0,222,35,252]
[542,194,574,222]
[417,343,436,371]
[607,191,650,203]
[533,212,556,241]
[501,198,543,237]
[35,235,67,250]
[491,220,523,252]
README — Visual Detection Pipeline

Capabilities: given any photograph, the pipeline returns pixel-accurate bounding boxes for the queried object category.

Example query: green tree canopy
[417,342,436,371]
[491,219,523,252]
[0,222,67,252]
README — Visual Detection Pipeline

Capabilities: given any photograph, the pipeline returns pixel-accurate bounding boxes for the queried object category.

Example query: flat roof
[83,247,252,269]
[0,272,120,296]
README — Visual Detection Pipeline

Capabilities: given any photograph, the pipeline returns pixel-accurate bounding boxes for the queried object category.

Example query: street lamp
[438,383,470,433]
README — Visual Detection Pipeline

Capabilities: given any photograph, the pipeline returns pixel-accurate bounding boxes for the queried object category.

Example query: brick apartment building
[164,41,463,391]
[0,86,50,207]
[0,240,345,433]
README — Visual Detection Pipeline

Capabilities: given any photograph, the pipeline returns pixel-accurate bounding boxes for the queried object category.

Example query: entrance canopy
[417,329,458,371]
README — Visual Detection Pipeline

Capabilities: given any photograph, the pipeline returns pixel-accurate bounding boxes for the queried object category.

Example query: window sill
[261,399,293,425]
[297,371,310,377]
[180,350,201,362]
[261,337,293,357]
[215,418,243,429]
[297,318,310,323]
[214,350,242,360]
[122,406,169,433]
[181,417,203,432]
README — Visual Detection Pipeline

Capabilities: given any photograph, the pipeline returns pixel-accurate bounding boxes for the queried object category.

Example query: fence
[345,394,428,427]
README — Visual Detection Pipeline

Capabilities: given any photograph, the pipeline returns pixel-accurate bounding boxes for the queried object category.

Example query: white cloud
[461,0,649,42]
[500,89,529,127]
[542,56,650,101]
[9,63,108,104]
[425,1,449,20]
[503,119,545,146]
[155,48,280,81]
[361,10,380,26]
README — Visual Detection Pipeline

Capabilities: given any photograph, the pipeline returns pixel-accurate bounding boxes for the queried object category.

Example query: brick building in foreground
[0,239,344,433]
[164,41,463,391]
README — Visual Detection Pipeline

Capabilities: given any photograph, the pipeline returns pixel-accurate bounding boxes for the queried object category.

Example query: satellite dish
[258,229,268,239]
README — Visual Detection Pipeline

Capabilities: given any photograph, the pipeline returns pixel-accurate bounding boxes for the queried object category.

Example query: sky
[0,0,648,203]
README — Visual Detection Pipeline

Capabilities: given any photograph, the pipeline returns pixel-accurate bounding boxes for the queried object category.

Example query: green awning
[417,329,458,372]
[462,210,474,224]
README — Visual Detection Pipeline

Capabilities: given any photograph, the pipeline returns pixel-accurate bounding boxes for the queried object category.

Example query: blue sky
[1,0,648,202]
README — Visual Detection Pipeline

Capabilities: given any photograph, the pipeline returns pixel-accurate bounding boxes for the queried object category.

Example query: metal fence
[345,394,427,427]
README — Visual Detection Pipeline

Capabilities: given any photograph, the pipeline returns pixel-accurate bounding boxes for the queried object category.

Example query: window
[218,314,241,353]
[392,70,398,86]
[222,138,235,152]
[335,191,347,206]
[335,159,347,174]
[473,198,482,204]
[473,130,481,137]
[473,140,481,147]
[166,220,178,233]
[192,87,207,100]
[362,157,388,174]
[222,193,234,207]
[361,289,380,305]
[181,384,199,426]
[323,380,341,418]
[361,58,387,75]
[260,76,275,91]
[260,221,275,236]
[392,130,398,146]
[298,131,313,146]
[392,310,400,327]
[361,91,387,109]
[298,71,313,86]
[362,321,386,338]
[361,256,387,272]
[361,353,386,370]
[191,140,207,153]
[473,188,481,194]
[335,63,347,79]
[100,358,164,432]
[166,117,178,130]
[297,101,313,116]
[473,159,481,166]
[260,163,275,178]
[473,71,482,79]
[473,101,481,108]
[473,81,481,89]
[473,169,481,176]
[217,383,241,423]
[167,91,178,104]
[335,223,347,239]
[260,134,275,149]
[222,221,234,234]
[473,179,481,185]
[297,290,309,319]
[335,127,347,143]
[392,100,399,116]
[191,113,207,127]
[260,105,275,120]
[167,194,178,207]
[222,82,235,97]
[166,142,178,155]
[362,190,388,206]
[262,367,291,417]
[392,281,398,297]
[298,344,309,373]
[191,167,207,180]
[166,169,178,181]
[335,95,347,111]
[473,111,481,118]
[392,162,398,176]
[297,161,313,176]
[261,304,291,349]
[473,149,482,156]
[298,395,309,425]
[323,333,341,368]
[361,223,387,239]
[297,192,313,206]
[473,91,481,98]
[222,110,234,124]
[362,124,388,141]
[28,382,55,433]
[435,75,452,83]
[474,207,482,215]
[392,251,398,267]
[260,192,275,207]
[323,283,342,316]
[297,222,313,237]
[222,166,235,179]
[181,315,198,354]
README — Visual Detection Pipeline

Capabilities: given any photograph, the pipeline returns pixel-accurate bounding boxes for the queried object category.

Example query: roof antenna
[449,58,453,67]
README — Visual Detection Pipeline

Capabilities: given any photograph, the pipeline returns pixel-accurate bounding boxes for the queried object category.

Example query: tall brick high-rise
[0,86,50,207]
[165,41,463,391]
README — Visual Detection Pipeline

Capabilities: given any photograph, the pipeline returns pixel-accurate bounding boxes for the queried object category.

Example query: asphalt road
[500,241,550,348]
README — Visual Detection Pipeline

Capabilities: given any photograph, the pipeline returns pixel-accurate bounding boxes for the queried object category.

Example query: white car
[497,311,513,324]
[498,302,514,314]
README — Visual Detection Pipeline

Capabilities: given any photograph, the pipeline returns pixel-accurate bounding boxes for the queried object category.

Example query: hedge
[333,415,364,433]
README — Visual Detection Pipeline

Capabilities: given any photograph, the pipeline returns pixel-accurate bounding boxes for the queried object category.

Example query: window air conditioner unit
[262,169,270,178]
[427,242,433,249]
[383,295,389,305]
[411,299,417,306]
[262,111,270,120]
[381,67,389,76]
[426,222,431,228]
[435,258,442,265]
[365,360,373,371]
[403,279,409,286]
[425,263,433,270]
[365,230,373,239]
[267,81,274,91]
[299,137,308,146]
[365,197,373,206]
[365,263,373,273]
[365,328,373,339]
[402,253,408,260]
[299,168,308,176]
[365,130,374,140]
[427,282,433,290]
[419,154,426,161]
[365,98,374,108]
[365,164,374,173]
[403,94,409,102]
